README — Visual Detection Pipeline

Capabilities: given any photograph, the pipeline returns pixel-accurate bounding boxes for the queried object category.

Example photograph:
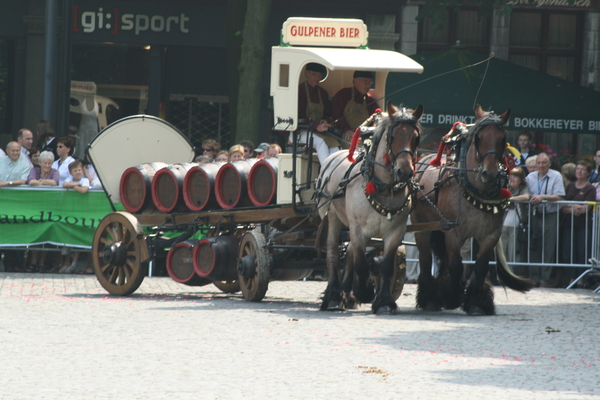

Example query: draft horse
[411,105,534,316]
[316,103,423,315]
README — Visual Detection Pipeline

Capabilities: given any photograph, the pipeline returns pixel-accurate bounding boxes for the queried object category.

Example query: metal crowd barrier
[405,200,600,291]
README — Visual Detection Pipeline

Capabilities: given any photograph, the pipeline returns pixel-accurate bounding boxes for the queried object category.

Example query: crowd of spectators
[0,121,101,275]
[502,135,600,289]
[194,139,282,165]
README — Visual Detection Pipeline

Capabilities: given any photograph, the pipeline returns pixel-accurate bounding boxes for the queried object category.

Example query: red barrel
[120,162,169,213]
[183,162,224,212]
[151,163,196,213]
[166,241,212,286]
[214,160,256,209]
[193,236,239,281]
[247,158,278,207]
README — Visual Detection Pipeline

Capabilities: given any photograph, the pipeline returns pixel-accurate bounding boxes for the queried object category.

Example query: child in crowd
[62,160,90,193]
[229,145,245,162]
[267,144,282,158]
[59,161,92,273]
[215,150,229,163]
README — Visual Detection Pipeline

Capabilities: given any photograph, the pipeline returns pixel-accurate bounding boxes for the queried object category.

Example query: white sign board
[282,18,368,48]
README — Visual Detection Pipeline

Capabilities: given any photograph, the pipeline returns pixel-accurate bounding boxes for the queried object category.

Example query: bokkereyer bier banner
[0,187,115,249]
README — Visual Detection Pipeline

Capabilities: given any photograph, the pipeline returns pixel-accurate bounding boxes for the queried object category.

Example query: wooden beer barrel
[119,162,168,213]
[247,158,278,207]
[166,241,212,286]
[182,163,223,212]
[214,160,256,209]
[151,163,196,213]
[193,236,239,281]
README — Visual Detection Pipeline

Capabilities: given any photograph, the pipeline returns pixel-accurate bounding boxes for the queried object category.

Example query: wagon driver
[331,70,380,143]
[297,63,340,164]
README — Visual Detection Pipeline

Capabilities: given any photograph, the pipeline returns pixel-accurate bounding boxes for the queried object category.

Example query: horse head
[468,105,510,184]
[374,102,423,184]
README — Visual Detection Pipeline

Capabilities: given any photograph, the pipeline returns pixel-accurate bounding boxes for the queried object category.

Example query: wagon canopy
[87,115,195,208]
[271,46,424,131]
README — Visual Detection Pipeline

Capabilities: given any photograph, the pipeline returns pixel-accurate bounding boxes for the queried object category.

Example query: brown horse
[316,103,423,314]
[411,105,534,315]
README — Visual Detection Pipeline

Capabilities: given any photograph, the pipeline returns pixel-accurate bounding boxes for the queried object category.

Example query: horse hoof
[327,300,345,311]
[424,304,442,312]
[466,306,485,316]
[375,305,397,316]
[346,298,358,310]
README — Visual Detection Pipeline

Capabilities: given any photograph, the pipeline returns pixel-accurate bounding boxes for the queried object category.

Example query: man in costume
[297,63,338,164]
[331,70,380,143]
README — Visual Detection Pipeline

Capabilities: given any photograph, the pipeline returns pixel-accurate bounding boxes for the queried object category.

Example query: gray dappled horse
[316,103,423,314]
[412,105,534,316]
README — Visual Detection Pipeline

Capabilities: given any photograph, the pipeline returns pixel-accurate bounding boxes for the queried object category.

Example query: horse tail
[430,230,447,272]
[495,240,535,292]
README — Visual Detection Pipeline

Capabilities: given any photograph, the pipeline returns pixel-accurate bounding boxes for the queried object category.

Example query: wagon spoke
[108,266,119,284]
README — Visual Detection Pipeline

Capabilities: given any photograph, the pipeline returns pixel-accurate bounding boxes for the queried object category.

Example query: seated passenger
[297,63,339,164]
[331,70,380,143]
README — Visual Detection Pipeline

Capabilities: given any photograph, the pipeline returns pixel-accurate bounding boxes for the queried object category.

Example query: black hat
[353,70,374,79]
[305,63,328,80]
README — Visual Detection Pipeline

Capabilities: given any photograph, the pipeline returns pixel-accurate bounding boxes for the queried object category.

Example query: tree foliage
[234,0,272,146]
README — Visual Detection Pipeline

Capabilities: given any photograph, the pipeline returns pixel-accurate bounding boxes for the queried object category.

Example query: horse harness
[418,115,510,222]
[360,115,421,218]
[315,113,421,219]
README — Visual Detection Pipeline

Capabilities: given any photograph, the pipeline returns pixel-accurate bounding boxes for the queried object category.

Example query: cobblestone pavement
[1,272,599,400]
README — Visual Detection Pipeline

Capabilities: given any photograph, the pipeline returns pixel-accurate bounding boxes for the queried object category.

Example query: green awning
[386,48,600,134]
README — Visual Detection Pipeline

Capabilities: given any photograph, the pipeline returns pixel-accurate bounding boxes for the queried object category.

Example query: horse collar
[366,190,411,219]
[462,183,509,214]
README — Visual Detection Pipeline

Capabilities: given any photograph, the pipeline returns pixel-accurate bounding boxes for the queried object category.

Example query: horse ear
[387,101,398,116]
[499,109,511,125]
[474,104,484,120]
[412,104,424,121]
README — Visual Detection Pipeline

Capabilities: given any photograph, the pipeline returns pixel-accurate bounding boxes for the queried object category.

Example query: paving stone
[0,273,598,399]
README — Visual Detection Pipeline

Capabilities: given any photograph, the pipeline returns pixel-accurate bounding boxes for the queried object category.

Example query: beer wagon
[87,17,424,301]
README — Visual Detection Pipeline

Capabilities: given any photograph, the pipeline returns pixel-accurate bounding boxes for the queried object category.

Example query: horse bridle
[461,116,508,199]
[471,119,507,165]
[386,118,420,162]
[368,117,420,175]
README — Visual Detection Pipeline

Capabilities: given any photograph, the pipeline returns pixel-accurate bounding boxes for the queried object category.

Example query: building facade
[0,0,598,157]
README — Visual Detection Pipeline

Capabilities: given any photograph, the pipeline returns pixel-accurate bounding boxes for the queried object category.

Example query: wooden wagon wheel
[237,230,270,302]
[92,212,149,296]
[213,280,241,293]
[371,245,406,301]
[391,245,407,300]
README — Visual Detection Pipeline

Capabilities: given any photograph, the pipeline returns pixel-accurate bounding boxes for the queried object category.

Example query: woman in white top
[52,136,76,186]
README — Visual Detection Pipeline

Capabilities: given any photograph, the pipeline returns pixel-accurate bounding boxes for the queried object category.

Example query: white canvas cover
[87,115,194,206]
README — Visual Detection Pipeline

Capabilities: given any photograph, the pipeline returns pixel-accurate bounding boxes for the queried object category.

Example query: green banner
[0,187,115,249]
